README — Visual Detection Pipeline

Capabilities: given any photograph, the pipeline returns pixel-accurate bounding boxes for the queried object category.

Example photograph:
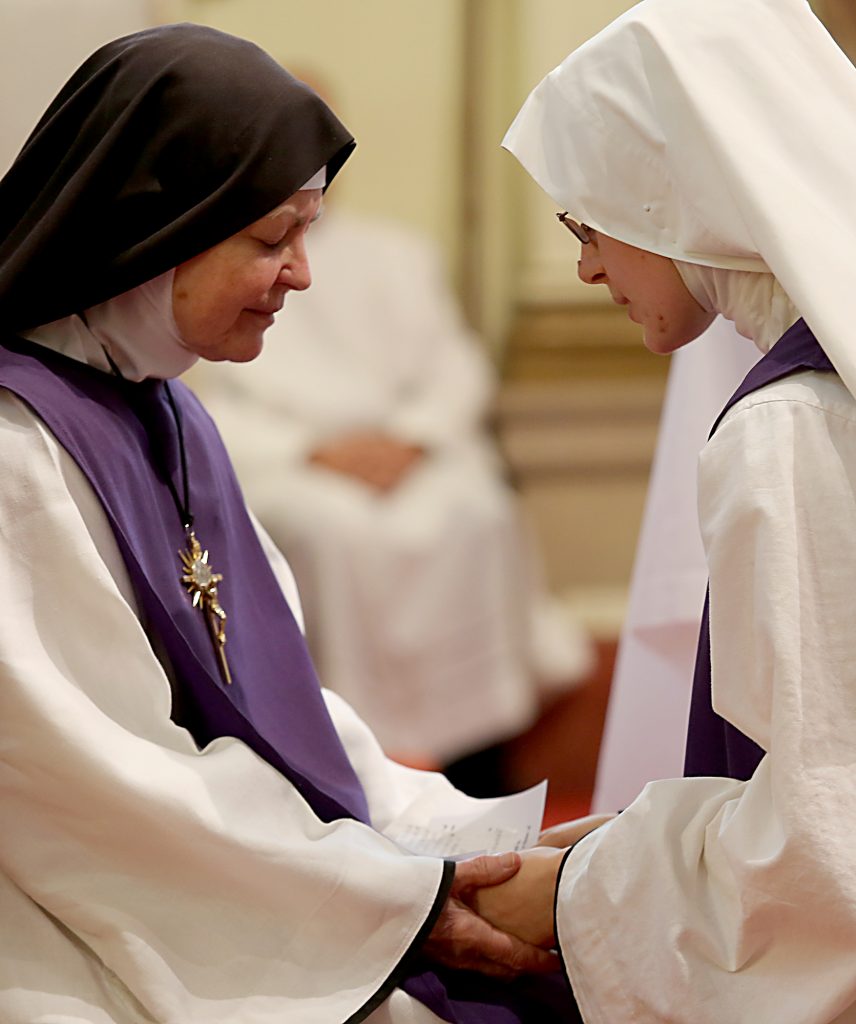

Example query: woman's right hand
[423,853,559,977]
[470,847,568,949]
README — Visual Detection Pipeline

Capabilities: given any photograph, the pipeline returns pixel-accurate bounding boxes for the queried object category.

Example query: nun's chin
[641,311,716,355]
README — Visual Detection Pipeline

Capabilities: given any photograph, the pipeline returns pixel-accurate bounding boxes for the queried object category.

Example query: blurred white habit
[191,211,590,763]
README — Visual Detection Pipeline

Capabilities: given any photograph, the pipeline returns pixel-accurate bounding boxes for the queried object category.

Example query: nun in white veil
[471,0,856,1020]
[593,0,856,818]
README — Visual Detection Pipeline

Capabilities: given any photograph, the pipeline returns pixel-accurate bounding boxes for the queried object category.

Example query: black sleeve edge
[553,845,577,997]
[344,858,456,1024]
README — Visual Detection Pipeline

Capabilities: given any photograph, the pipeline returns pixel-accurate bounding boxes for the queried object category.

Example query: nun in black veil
[0,23,577,1024]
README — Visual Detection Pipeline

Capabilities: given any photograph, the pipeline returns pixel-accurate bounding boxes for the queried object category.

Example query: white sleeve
[555,384,856,1024]
[0,392,447,1024]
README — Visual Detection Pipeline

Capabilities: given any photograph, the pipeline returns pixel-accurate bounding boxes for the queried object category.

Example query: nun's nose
[577,247,606,286]
[280,238,312,292]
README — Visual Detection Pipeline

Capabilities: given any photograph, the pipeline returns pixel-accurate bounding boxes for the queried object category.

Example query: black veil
[0,23,354,332]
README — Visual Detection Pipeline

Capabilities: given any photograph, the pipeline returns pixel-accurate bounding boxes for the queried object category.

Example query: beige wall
[163,0,467,282]
[463,0,637,350]
[0,0,152,175]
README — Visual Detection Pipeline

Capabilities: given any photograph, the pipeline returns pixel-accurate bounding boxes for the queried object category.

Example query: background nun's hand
[308,431,424,491]
[423,852,559,978]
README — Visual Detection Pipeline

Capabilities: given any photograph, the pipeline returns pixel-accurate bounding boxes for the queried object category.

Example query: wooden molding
[503,303,670,382]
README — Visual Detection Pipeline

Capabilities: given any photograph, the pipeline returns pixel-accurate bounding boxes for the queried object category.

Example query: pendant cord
[99,347,230,683]
[102,346,193,533]
[163,380,194,533]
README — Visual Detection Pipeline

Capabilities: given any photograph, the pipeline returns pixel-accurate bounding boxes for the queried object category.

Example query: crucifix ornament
[179,530,232,684]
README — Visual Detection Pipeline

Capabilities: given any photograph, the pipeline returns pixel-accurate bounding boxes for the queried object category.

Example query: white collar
[673,264,800,355]
[22,269,198,381]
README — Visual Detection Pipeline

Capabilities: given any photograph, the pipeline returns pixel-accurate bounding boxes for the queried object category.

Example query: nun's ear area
[0,24,354,334]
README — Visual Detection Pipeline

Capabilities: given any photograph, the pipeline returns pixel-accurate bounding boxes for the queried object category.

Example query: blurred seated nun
[470,0,856,1021]
[189,196,593,774]
[0,25,579,1024]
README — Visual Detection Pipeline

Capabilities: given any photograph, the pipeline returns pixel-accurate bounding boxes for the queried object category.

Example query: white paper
[387,781,548,860]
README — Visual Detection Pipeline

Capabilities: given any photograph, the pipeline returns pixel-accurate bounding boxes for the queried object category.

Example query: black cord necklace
[105,349,232,684]
[164,381,233,685]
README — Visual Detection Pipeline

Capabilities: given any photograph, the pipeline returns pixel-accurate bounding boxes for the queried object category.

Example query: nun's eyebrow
[263,202,323,230]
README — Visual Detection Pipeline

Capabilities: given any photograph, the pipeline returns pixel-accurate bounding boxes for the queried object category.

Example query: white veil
[503,0,856,395]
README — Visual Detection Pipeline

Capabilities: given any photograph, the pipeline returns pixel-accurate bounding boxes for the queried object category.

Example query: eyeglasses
[557,212,592,245]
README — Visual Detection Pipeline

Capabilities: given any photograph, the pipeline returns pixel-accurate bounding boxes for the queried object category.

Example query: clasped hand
[425,814,615,977]
[423,852,560,979]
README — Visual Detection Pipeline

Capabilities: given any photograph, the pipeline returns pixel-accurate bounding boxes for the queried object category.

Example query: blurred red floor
[505,639,617,827]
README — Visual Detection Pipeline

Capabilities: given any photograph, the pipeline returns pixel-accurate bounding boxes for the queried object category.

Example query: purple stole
[684,319,836,780]
[0,336,578,1024]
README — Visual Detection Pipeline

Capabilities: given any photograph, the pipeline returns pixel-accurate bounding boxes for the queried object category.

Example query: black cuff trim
[553,845,577,998]
[345,859,456,1024]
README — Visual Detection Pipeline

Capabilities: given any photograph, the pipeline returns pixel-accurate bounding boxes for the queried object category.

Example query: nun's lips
[247,302,284,317]
[245,308,279,327]
[610,293,638,322]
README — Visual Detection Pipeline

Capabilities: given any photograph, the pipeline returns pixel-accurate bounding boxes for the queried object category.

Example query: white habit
[0,327,482,1023]
[560,369,856,1023]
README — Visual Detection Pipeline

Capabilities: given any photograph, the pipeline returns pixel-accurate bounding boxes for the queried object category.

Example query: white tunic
[0,377,503,1022]
[189,212,589,762]
[557,368,856,1023]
